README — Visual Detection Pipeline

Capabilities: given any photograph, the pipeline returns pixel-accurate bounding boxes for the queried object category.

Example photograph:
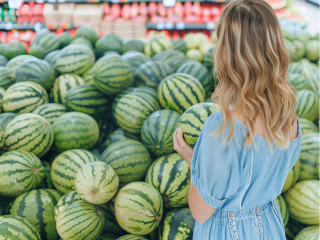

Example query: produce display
[0,26,319,240]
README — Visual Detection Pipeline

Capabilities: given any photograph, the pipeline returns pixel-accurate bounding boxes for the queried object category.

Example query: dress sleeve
[191,113,243,210]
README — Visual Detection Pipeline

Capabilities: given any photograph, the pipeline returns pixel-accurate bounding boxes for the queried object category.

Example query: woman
[173,0,301,239]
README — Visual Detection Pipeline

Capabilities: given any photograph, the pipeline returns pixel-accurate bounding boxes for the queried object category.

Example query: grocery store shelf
[146,21,216,30]
[7,0,227,2]
[0,22,46,31]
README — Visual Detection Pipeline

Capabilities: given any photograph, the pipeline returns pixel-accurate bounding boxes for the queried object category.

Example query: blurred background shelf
[146,22,215,30]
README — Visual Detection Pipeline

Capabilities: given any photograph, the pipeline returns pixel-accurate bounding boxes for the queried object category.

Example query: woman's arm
[173,128,216,223]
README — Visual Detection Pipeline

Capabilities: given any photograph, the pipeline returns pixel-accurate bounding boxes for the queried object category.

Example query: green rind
[152,50,187,71]
[296,90,319,122]
[275,195,289,227]
[294,226,320,240]
[0,66,15,89]
[32,103,67,124]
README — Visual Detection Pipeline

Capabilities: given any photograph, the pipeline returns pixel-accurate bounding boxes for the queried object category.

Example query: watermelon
[98,233,118,240]
[299,58,317,78]
[73,26,99,45]
[56,201,105,240]
[0,41,27,60]
[10,189,62,240]
[178,102,220,147]
[146,153,190,209]
[305,40,320,62]
[275,195,289,227]
[116,235,149,240]
[0,87,4,113]
[294,226,320,240]
[74,161,119,204]
[141,110,181,157]
[0,125,3,148]
[134,61,173,89]
[284,180,319,225]
[32,103,67,124]
[93,55,133,95]
[82,67,95,84]
[44,50,61,66]
[133,86,158,99]
[95,33,123,57]
[296,90,319,122]
[292,40,305,61]
[285,39,296,61]
[176,60,211,94]
[0,150,43,196]
[54,44,95,75]
[285,217,308,240]
[123,39,146,53]
[282,159,300,193]
[152,50,187,71]
[203,45,216,68]
[171,39,188,53]
[308,72,319,94]
[111,88,135,123]
[115,92,160,134]
[101,139,151,184]
[52,112,99,152]
[4,113,54,157]
[296,30,311,44]
[144,36,173,57]
[158,73,206,114]
[186,49,203,62]
[98,203,124,235]
[0,67,15,89]
[104,51,121,57]
[288,62,303,75]
[0,215,41,240]
[29,45,47,59]
[51,74,85,104]
[288,73,311,91]
[0,55,8,66]
[5,55,37,74]
[64,84,109,116]
[70,37,93,49]
[58,32,72,49]
[2,82,49,114]
[158,208,195,240]
[39,161,53,189]
[300,118,318,135]
[122,51,151,74]
[115,182,163,235]
[0,112,17,129]
[54,190,83,221]
[282,28,296,42]
[15,58,56,90]
[103,128,128,149]
[32,32,60,54]
[51,149,99,193]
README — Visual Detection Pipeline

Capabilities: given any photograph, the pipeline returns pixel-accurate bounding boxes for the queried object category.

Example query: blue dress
[191,111,301,240]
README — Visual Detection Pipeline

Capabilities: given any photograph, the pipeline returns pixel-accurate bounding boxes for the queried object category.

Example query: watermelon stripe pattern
[32,32,60,54]
[32,103,67,124]
[0,150,44,196]
[296,90,319,122]
[117,235,149,240]
[6,55,37,74]
[115,182,163,235]
[54,191,83,221]
[145,153,190,209]
[2,82,49,114]
[123,39,146,53]
[282,159,300,193]
[294,226,320,240]
[10,189,62,240]
[0,215,41,240]
[275,195,289,227]
[144,37,173,57]
[0,112,17,129]
[152,50,188,71]
[122,51,151,74]
[51,149,99,193]
[305,40,319,61]
[64,84,108,116]
[0,66,15,89]
[56,202,105,240]
[158,73,206,114]
[44,50,61,66]
[287,73,311,91]
[299,118,318,135]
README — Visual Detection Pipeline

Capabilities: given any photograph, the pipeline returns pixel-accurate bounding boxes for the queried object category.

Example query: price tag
[176,21,185,30]
[163,0,176,7]
[165,22,174,30]
[4,22,13,30]
[206,22,215,30]
[33,22,43,32]
[156,22,165,30]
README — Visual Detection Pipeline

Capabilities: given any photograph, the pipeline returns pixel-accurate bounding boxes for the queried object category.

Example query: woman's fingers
[175,128,186,147]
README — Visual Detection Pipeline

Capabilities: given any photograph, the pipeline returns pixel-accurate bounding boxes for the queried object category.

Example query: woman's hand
[173,128,193,166]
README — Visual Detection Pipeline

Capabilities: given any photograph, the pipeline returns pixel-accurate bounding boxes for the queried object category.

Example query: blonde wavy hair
[211,0,298,151]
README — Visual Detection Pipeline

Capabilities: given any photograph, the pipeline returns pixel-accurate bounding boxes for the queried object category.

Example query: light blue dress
[191,111,301,240]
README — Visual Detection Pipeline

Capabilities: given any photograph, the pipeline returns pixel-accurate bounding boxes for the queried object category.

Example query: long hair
[211,0,298,151]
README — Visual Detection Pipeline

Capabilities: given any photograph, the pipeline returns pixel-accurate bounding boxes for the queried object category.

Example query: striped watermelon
[292,40,305,62]
[288,62,303,75]
[64,84,108,116]
[15,58,56,90]
[10,189,62,240]
[52,112,99,152]
[117,235,149,240]
[186,49,203,62]
[0,66,15,89]
[82,67,95,85]
[101,139,151,184]
[134,61,173,89]
[134,86,158,99]
[2,82,49,114]
[54,44,95,75]
[178,102,220,147]
[141,110,181,156]
[146,153,190,209]
[98,203,124,235]
[115,182,163,235]
[158,208,195,240]
[104,51,121,57]
[75,161,119,204]
[56,201,105,240]
[44,50,61,66]
[282,28,296,42]
[70,38,93,49]
[282,159,300,193]
[294,226,320,240]
[0,215,41,240]
[203,45,215,68]
[176,60,211,94]
[296,90,319,122]
[115,92,160,134]
[0,112,17,128]
[158,73,206,114]
[0,87,4,113]
[39,161,53,189]
[308,72,319,94]
[284,180,319,225]
[152,50,187,71]
[103,128,128,149]
[0,41,27,60]
[5,55,37,74]
[171,39,188,53]
[54,190,83,221]
[0,55,8,66]
[93,55,133,95]
[144,37,173,57]
[285,217,308,240]
[305,40,319,62]
[275,195,289,227]
[4,113,54,156]
[123,39,146,53]
[122,51,151,74]
[51,149,99,193]
[73,26,99,45]
[0,150,44,196]
[299,118,318,135]
[32,32,60,54]
[299,59,317,78]
[298,133,319,180]
[32,103,67,124]
[0,125,3,148]
[58,32,72,49]
[51,74,85,104]
[98,233,118,240]
[288,73,311,91]
[95,33,123,57]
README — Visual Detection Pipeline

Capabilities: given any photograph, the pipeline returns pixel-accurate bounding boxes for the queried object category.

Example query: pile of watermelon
[0,25,318,240]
